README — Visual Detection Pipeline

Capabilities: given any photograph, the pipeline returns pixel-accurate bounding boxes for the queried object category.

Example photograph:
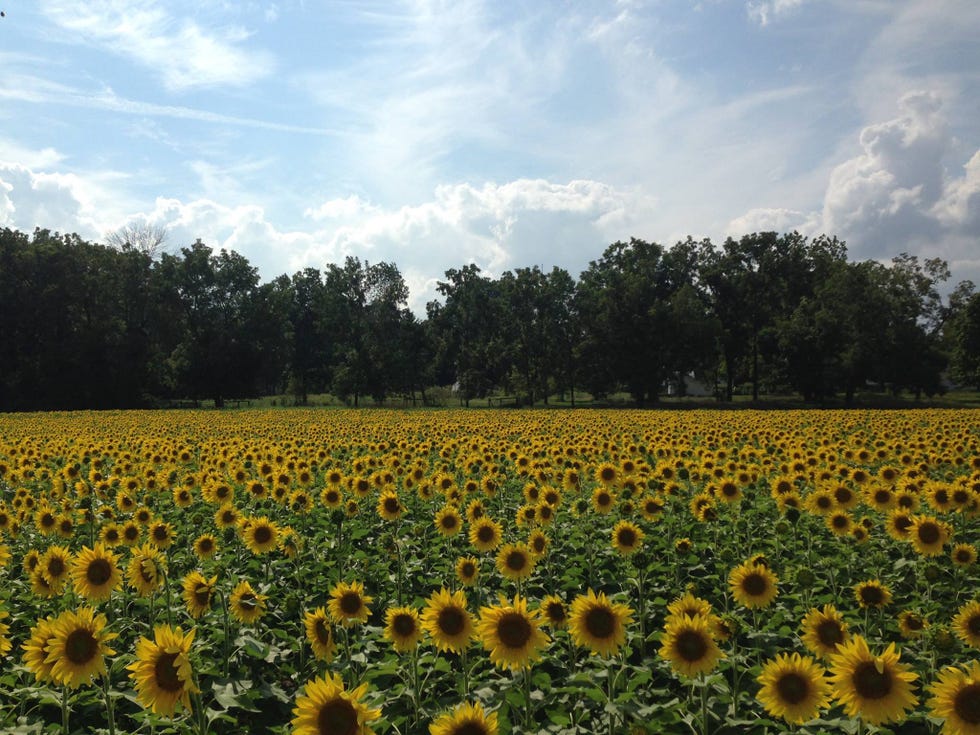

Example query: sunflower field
[1,408,980,734]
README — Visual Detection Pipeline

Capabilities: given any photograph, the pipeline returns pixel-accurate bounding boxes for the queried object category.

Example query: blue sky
[1,0,978,311]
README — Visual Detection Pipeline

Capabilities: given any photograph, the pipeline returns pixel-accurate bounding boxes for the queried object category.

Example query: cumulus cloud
[726,207,819,237]
[39,0,275,91]
[728,91,980,289]
[0,162,112,238]
[821,91,952,257]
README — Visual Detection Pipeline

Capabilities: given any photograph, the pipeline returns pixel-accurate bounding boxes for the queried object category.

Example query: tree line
[1,226,978,412]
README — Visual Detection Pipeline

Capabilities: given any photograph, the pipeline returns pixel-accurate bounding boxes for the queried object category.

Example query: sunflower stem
[161,565,174,628]
[61,685,69,735]
[606,658,616,735]
[523,666,533,732]
[699,672,709,735]
[101,675,116,735]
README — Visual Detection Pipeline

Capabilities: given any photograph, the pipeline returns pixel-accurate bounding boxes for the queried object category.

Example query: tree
[105,222,169,259]
[947,288,980,388]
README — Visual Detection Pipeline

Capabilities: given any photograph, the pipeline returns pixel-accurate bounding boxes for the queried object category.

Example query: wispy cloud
[38,0,277,91]
[0,73,340,136]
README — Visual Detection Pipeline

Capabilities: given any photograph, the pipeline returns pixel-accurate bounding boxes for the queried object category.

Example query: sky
[1,0,979,312]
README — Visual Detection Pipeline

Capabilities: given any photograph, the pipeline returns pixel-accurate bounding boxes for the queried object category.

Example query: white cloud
[726,207,819,236]
[0,162,119,238]
[39,0,276,91]
[821,91,949,257]
[934,151,980,232]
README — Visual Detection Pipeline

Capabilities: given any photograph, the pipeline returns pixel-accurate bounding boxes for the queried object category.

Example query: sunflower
[303,607,337,662]
[70,544,122,602]
[675,537,693,554]
[897,610,929,640]
[384,606,423,653]
[495,543,535,582]
[127,624,199,716]
[825,511,853,536]
[328,580,373,627]
[828,635,918,725]
[23,615,58,682]
[434,505,463,537]
[291,672,380,735]
[242,516,279,555]
[909,514,951,556]
[806,488,835,516]
[928,661,980,735]
[126,543,166,597]
[455,557,479,587]
[885,509,915,541]
[147,520,175,550]
[120,520,141,546]
[477,594,550,670]
[421,587,474,653]
[955,544,979,568]
[193,533,218,560]
[376,490,404,521]
[729,561,779,609]
[93,520,120,546]
[229,580,268,624]
[39,545,72,594]
[181,571,217,619]
[44,607,117,688]
[526,529,549,558]
[800,605,850,660]
[659,614,724,678]
[0,607,9,657]
[611,520,644,556]
[591,487,616,514]
[321,485,344,508]
[469,517,503,552]
[214,504,240,530]
[953,601,980,648]
[569,589,633,657]
[429,700,498,735]
[539,594,568,629]
[666,592,713,622]
[854,580,891,609]
[640,494,665,520]
[756,652,832,725]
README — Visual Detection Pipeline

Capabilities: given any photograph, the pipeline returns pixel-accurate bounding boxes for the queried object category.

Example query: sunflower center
[917,523,940,544]
[584,607,616,640]
[954,683,980,724]
[832,515,849,529]
[968,615,980,636]
[874,490,891,504]
[153,526,168,540]
[438,607,466,636]
[254,526,273,545]
[86,558,113,586]
[392,614,417,637]
[617,528,637,547]
[478,526,494,542]
[64,629,98,665]
[384,498,400,513]
[597,492,611,506]
[546,603,566,623]
[675,629,708,662]
[339,592,362,615]
[302,618,326,648]
[441,515,458,529]
[742,573,768,597]
[506,551,527,572]
[860,586,884,606]
[497,612,532,649]
[460,562,476,578]
[154,652,184,693]
[124,526,139,540]
[193,584,211,606]
[775,672,810,705]
[904,615,924,631]
[198,539,213,553]
[852,661,892,700]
